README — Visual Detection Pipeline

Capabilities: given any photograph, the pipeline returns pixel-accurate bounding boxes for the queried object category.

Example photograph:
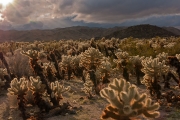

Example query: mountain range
[0,24,179,42]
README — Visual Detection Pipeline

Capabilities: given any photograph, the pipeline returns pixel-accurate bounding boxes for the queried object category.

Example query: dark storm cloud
[0,0,180,30]
[71,0,180,23]
[117,14,180,27]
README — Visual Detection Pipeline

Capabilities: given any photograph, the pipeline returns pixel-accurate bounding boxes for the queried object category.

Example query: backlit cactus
[176,54,180,61]
[50,81,71,101]
[141,57,169,98]
[130,55,145,85]
[81,80,94,99]
[8,77,28,95]
[0,78,6,90]
[156,52,168,62]
[115,51,129,60]
[80,47,103,70]
[29,76,46,94]
[7,77,29,119]
[59,55,73,69]
[100,78,160,120]
[141,57,169,77]
[0,68,8,80]
[42,62,57,75]
[130,55,145,66]
[98,60,112,84]
[59,55,73,80]
[21,50,39,60]
[114,51,130,81]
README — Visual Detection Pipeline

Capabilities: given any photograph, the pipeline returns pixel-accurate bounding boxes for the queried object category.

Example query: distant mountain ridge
[105,24,179,39]
[0,24,179,42]
[0,26,126,42]
[162,27,180,35]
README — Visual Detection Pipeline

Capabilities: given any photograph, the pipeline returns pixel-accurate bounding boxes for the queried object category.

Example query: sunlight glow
[0,0,13,6]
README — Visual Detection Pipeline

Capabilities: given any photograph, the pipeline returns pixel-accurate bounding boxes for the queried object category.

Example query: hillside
[163,27,180,35]
[106,24,179,39]
[0,26,125,42]
[0,25,179,42]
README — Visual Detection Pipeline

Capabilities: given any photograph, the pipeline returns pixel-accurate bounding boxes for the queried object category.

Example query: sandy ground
[1,75,180,120]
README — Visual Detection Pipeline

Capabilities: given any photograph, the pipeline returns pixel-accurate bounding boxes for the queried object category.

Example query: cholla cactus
[29,76,52,113]
[141,58,169,77]
[59,55,73,68]
[115,51,129,60]
[21,50,39,60]
[130,55,145,66]
[156,52,169,85]
[81,80,94,99]
[100,78,160,120]
[29,76,46,94]
[50,81,71,101]
[114,51,130,81]
[141,75,152,88]
[141,58,169,98]
[42,62,57,82]
[42,62,57,74]
[176,54,180,61]
[114,51,129,67]
[71,55,84,78]
[130,55,145,85]
[0,79,6,90]
[98,60,112,83]
[0,68,8,80]
[71,55,81,68]
[7,77,29,119]
[80,47,103,70]
[59,55,73,80]
[156,52,168,62]
[8,77,28,95]
[38,51,47,60]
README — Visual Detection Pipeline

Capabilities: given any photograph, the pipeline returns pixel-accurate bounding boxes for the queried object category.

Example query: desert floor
[0,74,180,120]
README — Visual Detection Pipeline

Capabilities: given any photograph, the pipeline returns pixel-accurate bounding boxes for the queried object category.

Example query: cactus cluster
[3,36,180,119]
[7,76,72,119]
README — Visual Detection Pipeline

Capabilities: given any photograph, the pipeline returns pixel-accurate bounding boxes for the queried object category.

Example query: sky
[0,0,180,30]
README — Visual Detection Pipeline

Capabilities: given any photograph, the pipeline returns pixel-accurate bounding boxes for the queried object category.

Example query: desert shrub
[5,49,33,78]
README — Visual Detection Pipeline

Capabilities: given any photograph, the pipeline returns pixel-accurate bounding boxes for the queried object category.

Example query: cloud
[117,14,180,27]
[70,0,180,23]
[0,0,180,30]
[16,21,44,30]
[0,20,14,30]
